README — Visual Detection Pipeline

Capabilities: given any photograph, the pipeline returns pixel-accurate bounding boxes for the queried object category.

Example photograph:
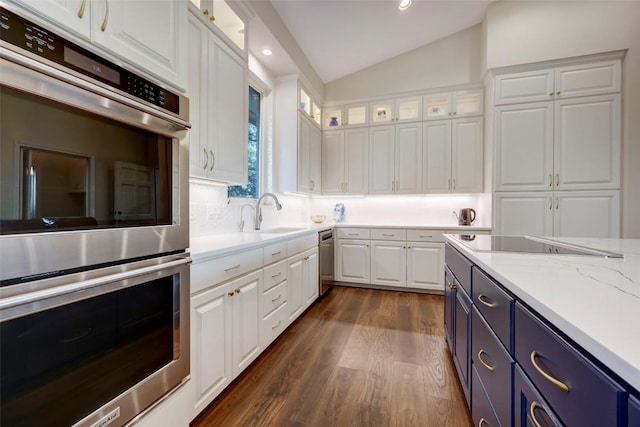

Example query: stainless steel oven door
[0,45,190,283]
[0,253,190,427]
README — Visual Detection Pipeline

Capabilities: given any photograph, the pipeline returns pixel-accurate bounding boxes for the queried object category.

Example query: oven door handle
[0,256,190,313]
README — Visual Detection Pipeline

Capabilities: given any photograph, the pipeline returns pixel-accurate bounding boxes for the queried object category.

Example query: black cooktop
[450,235,623,258]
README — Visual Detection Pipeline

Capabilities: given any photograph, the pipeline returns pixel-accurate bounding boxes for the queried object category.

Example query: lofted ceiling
[248,0,494,84]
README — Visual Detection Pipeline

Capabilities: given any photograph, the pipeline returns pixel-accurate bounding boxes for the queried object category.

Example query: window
[228,86,260,198]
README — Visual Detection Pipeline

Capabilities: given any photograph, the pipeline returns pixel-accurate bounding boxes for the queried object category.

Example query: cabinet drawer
[471,364,500,427]
[445,243,472,294]
[263,280,287,317]
[370,228,406,241]
[263,242,287,265]
[191,248,263,294]
[287,233,318,256]
[514,364,562,427]
[472,308,514,427]
[406,229,446,242]
[263,260,287,292]
[336,228,370,239]
[263,302,288,347]
[472,267,514,352]
[515,303,624,427]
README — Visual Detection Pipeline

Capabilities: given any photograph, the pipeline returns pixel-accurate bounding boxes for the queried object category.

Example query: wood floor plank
[192,286,472,427]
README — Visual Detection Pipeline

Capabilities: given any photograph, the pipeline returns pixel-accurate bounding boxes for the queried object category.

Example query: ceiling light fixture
[398,0,412,11]
[262,49,273,56]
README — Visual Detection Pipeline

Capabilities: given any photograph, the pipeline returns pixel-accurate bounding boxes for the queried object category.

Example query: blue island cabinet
[629,395,640,427]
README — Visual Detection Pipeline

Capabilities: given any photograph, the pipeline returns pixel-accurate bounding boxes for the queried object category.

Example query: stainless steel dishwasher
[318,229,335,296]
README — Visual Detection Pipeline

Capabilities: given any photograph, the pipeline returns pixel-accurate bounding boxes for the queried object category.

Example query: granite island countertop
[444,234,640,392]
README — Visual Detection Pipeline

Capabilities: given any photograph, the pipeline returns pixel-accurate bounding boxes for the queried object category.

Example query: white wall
[324,24,482,104]
[484,1,640,237]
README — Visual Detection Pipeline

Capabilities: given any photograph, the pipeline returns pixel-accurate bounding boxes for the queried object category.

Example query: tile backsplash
[190,180,491,241]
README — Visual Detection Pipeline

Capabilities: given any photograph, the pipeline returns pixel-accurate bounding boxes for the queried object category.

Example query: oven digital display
[64,46,120,85]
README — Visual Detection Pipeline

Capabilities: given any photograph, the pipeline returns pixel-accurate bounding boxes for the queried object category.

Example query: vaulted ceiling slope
[269,0,494,83]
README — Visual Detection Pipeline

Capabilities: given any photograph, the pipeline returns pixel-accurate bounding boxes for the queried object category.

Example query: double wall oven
[1,6,191,427]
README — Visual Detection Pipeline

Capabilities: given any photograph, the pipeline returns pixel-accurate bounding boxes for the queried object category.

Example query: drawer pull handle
[448,282,457,290]
[529,401,550,427]
[224,264,241,272]
[347,233,359,236]
[420,235,433,238]
[271,320,282,330]
[271,272,282,278]
[478,418,490,427]
[234,288,241,294]
[530,351,570,392]
[272,251,282,256]
[478,294,496,308]
[382,233,394,237]
[227,291,235,296]
[477,350,495,372]
[271,294,282,302]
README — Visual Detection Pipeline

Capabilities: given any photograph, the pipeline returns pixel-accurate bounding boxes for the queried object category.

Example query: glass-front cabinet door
[424,93,453,120]
[370,96,421,124]
[323,107,343,129]
[189,0,246,55]
[371,100,394,124]
[424,89,483,120]
[346,104,368,127]
[452,89,483,117]
[323,104,368,129]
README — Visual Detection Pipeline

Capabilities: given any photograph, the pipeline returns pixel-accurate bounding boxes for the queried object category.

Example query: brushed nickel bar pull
[478,294,496,308]
[478,350,495,372]
[77,0,87,18]
[420,235,433,238]
[555,173,559,187]
[272,251,281,256]
[555,197,559,210]
[271,294,282,302]
[530,351,570,392]
[203,148,208,170]
[224,264,241,272]
[271,320,282,330]
[529,401,547,427]
[382,234,395,237]
[100,0,109,32]
[271,272,282,278]
[210,150,215,171]
[548,174,553,187]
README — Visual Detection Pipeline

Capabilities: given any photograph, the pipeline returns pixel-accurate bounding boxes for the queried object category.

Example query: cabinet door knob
[203,9,209,15]
[549,92,554,97]
[234,288,241,294]
[556,91,561,95]
[530,351,570,392]
[227,291,235,296]
[210,15,216,22]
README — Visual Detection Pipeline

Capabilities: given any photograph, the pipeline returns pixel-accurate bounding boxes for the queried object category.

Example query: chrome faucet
[239,203,255,232]
[254,193,283,230]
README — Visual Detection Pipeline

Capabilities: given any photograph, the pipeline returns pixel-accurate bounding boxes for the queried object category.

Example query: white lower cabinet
[370,240,406,287]
[191,269,262,415]
[406,242,445,291]
[494,190,620,238]
[336,239,371,284]
[287,247,318,322]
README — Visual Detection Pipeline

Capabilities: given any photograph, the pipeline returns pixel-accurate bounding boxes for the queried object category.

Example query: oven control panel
[0,7,179,115]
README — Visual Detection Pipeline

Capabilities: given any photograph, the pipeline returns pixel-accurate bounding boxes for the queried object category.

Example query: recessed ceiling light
[398,0,412,11]
[262,49,273,56]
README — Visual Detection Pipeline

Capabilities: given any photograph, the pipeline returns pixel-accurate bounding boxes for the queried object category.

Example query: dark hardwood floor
[192,286,472,427]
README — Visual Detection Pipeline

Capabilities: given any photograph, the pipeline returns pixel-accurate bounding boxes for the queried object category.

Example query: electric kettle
[457,208,476,226]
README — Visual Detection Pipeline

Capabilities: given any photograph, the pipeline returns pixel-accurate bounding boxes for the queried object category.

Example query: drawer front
[263,260,287,292]
[515,303,624,427]
[472,267,514,352]
[472,307,514,427]
[406,229,446,242]
[263,302,288,347]
[514,364,562,427]
[263,241,287,265]
[287,233,318,256]
[191,248,263,294]
[445,243,473,294]
[263,280,287,317]
[370,228,406,241]
[336,227,370,240]
[471,364,500,427]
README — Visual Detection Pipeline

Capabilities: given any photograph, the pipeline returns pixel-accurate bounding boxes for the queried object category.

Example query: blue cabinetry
[444,242,635,427]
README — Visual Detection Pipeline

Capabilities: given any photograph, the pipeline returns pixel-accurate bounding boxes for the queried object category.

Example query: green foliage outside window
[228,87,260,199]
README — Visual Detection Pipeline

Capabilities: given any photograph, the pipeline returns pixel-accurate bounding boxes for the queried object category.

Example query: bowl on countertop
[310,215,326,224]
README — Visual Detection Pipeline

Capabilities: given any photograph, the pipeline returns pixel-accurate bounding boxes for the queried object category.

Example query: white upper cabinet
[189,0,247,58]
[495,59,621,105]
[368,123,422,194]
[322,104,368,129]
[423,117,483,194]
[188,12,248,184]
[8,0,188,90]
[370,96,422,125]
[322,128,368,195]
[297,112,322,194]
[423,88,483,120]
[8,0,91,39]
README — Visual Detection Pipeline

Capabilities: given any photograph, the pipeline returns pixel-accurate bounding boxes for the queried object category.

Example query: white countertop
[444,234,640,391]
